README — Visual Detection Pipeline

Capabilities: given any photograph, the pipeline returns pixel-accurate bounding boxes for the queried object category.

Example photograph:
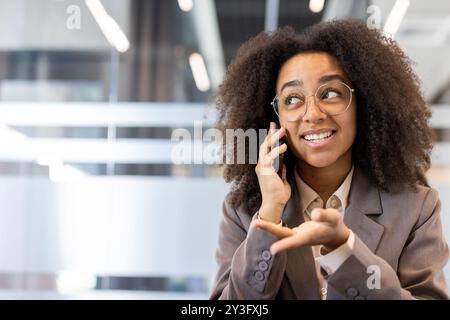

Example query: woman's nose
[302,96,327,123]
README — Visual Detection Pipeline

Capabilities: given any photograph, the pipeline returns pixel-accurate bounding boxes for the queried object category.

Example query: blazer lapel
[281,176,321,299]
[344,166,385,253]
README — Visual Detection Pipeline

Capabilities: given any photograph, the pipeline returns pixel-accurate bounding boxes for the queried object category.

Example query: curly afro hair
[214,19,434,214]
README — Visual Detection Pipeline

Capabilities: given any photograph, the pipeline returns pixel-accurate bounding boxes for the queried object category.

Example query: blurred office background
[0,0,448,299]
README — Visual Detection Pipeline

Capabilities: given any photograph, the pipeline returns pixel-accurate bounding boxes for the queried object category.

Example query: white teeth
[304,131,333,142]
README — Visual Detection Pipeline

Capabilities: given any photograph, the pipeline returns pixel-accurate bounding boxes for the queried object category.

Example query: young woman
[210,19,449,300]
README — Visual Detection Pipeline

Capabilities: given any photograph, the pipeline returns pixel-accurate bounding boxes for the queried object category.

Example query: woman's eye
[322,90,341,100]
[285,96,303,105]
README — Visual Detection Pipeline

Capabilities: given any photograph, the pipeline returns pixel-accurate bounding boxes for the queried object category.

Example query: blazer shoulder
[221,192,253,231]
[380,184,440,226]
[382,183,438,205]
[406,184,439,214]
[412,185,440,226]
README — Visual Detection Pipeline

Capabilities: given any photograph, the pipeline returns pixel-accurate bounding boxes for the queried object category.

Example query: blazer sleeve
[324,188,449,300]
[209,193,287,299]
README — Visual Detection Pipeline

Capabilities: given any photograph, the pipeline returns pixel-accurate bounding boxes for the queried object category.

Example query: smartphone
[276,137,286,178]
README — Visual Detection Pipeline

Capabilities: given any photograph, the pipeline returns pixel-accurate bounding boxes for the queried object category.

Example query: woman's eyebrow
[318,74,347,84]
[279,74,348,93]
[280,80,302,93]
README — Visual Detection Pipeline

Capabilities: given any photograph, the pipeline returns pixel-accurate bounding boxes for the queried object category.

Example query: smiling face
[275,52,357,168]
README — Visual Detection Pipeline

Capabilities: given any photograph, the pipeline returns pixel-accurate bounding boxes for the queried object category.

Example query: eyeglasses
[271,80,355,122]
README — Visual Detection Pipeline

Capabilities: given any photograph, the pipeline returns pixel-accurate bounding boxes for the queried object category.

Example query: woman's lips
[301,130,336,148]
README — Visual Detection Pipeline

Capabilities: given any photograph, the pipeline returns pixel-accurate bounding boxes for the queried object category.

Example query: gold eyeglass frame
[270,81,355,122]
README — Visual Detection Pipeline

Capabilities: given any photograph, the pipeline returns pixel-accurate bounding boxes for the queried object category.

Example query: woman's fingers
[269,127,286,150]
[263,122,276,153]
[257,123,287,176]
[259,124,286,159]
[254,213,344,254]
[251,219,294,238]
[271,234,311,254]
[261,143,287,166]
[253,208,347,255]
[311,208,340,226]
[270,223,316,254]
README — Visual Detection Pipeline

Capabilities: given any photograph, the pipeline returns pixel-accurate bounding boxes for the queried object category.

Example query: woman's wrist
[322,226,351,253]
[258,202,285,224]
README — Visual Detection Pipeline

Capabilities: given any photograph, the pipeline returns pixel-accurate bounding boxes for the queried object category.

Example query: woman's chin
[302,155,338,168]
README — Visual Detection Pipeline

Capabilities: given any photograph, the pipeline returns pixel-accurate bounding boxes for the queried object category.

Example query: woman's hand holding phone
[253,124,351,253]
[255,122,291,224]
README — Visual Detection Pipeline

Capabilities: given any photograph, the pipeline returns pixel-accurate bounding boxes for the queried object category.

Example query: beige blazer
[210,165,449,299]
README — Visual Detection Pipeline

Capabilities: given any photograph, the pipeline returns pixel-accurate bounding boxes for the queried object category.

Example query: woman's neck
[297,151,353,204]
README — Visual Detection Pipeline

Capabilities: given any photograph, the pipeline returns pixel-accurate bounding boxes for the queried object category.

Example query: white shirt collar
[294,165,354,215]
